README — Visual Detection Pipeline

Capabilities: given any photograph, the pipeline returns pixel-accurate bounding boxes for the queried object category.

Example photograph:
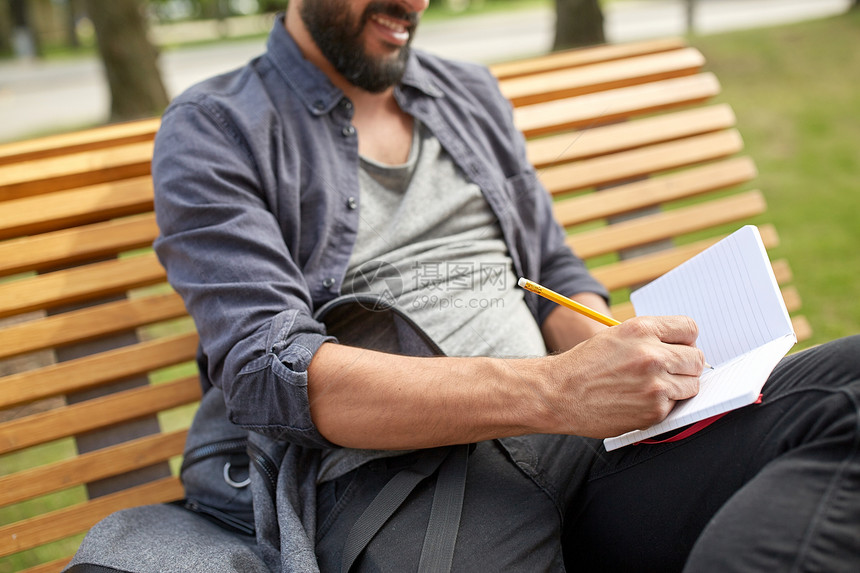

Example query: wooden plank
[0,252,167,320]
[19,556,72,573]
[610,284,801,323]
[591,225,779,291]
[792,316,812,342]
[515,73,721,138]
[0,476,184,558]
[0,292,187,361]
[0,430,188,506]
[0,332,198,411]
[501,48,705,107]
[541,130,744,196]
[771,259,793,285]
[0,376,201,455]
[0,214,159,278]
[569,191,767,259]
[527,104,736,169]
[0,141,153,201]
[0,118,160,166]
[490,37,687,80]
[552,157,757,227]
[0,176,153,241]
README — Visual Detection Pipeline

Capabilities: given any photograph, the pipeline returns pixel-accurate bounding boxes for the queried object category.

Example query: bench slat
[552,157,757,227]
[0,292,187,361]
[0,177,153,241]
[501,48,704,107]
[771,259,793,284]
[0,333,198,412]
[610,284,801,322]
[490,37,686,79]
[0,430,188,507]
[0,118,160,167]
[0,253,166,320]
[0,476,185,558]
[0,214,159,278]
[19,556,72,573]
[591,225,778,291]
[515,73,721,137]
[527,104,736,169]
[568,191,767,259]
[0,141,153,201]
[0,377,201,456]
[541,130,744,196]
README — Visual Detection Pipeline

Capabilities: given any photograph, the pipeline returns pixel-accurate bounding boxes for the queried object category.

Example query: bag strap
[341,445,470,573]
[417,444,470,573]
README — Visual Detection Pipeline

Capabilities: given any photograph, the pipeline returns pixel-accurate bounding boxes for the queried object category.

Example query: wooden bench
[0,37,811,572]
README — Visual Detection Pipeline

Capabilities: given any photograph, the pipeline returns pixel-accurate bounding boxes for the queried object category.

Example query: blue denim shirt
[152,17,607,448]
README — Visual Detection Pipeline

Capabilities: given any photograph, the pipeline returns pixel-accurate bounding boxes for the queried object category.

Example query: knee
[793,335,860,390]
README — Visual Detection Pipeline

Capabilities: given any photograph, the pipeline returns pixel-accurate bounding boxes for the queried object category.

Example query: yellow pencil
[518,277,620,326]
[517,277,714,369]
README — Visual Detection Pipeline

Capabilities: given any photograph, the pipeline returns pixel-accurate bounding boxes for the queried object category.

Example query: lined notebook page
[603,226,796,451]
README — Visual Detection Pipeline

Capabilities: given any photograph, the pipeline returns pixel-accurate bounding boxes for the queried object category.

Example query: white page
[603,226,796,451]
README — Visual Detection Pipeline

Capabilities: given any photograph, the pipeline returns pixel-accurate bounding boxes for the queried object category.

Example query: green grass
[687,10,860,348]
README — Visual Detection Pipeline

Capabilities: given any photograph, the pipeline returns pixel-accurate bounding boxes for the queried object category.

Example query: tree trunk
[8,0,41,59]
[86,0,169,122]
[0,2,12,55]
[553,0,605,51]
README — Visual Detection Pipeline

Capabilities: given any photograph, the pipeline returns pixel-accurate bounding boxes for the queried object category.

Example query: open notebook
[603,225,797,451]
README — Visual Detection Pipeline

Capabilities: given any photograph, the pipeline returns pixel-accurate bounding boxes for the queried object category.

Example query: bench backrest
[0,37,809,572]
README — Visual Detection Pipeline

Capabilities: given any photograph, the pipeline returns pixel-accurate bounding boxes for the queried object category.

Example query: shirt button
[346,196,358,210]
[313,100,325,112]
[322,277,336,289]
[342,125,356,137]
[341,99,353,110]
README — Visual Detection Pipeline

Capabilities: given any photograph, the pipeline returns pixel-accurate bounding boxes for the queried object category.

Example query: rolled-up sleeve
[153,99,337,448]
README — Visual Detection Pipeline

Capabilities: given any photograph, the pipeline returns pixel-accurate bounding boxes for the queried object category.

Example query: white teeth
[372,15,406,33]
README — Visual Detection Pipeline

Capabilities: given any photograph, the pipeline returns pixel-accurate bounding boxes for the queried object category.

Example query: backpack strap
[340,444,470,573]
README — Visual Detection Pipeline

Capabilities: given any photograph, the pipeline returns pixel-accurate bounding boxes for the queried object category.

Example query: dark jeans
[316,336,860,572]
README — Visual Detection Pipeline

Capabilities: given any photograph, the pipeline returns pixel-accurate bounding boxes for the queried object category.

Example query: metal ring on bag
[223,462,251,488]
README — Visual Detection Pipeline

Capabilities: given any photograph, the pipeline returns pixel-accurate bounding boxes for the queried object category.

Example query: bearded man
[65,2,860,572]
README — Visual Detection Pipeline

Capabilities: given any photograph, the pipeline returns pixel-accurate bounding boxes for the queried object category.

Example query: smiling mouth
[369,13,413,45]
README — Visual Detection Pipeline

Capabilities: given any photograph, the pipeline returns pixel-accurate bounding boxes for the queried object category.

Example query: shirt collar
[265,13,443,116]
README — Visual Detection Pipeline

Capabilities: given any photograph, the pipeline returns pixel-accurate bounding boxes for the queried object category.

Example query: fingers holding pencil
[518,277,714,371]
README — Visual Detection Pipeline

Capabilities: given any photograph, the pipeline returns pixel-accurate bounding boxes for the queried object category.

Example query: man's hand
[540,315,705,438]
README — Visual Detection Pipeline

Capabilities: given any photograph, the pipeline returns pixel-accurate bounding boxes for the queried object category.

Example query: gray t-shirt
[319,121,547,482]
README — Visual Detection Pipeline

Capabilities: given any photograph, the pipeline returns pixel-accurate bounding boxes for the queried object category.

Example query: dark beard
[300,0,417,93]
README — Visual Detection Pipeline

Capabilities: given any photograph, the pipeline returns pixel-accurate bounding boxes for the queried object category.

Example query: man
[67,1,860,572]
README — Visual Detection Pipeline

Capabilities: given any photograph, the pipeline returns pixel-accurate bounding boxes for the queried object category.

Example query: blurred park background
[1,0,858,351]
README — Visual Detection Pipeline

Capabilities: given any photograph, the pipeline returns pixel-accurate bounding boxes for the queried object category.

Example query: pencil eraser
[517,277,527,288]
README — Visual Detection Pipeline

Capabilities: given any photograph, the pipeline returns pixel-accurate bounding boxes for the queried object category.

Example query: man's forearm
[307,342,552,450]
[307,313,705,450]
